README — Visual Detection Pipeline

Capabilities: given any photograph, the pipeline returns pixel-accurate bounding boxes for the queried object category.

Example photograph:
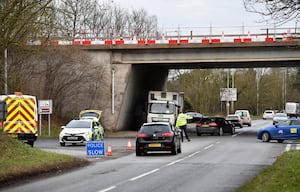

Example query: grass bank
[237,150,300,192]
[0,133,89,188]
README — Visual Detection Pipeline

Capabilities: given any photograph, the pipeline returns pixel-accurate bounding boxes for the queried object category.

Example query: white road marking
[98,186,116,192]
[98,142,218,192]
[285,144,291,151]
[204,144,214,150]
[167,158,185,166]
[129,168,159,181]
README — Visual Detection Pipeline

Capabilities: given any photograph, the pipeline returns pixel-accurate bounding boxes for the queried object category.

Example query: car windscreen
[226,116,239,120]
[66,120,91,128]
[80,112,99,118]
[140,124,170,134]
[235,111,248,117]
[200,118,216,123]
[290,119,300,125]
[149,103,175,114]
[274,113,287,117]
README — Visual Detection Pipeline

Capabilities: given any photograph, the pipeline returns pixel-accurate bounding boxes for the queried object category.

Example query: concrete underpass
[85,41,300,131]
[117,65,169,131]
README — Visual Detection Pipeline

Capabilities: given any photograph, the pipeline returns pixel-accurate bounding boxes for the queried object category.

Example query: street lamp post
[111,68,115,115]
[4,48,8,94]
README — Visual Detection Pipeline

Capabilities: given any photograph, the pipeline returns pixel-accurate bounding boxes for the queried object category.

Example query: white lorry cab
[285,102,300,117]
[147,91,184,125]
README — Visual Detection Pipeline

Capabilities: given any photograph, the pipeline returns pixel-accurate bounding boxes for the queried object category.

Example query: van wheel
[27,140,34,147]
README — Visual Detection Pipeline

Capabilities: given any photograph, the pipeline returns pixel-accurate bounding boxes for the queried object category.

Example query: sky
[112,0,266,27]
[111,0,297,35]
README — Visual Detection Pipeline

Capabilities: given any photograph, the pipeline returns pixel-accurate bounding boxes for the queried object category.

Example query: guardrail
[26,26,300,46]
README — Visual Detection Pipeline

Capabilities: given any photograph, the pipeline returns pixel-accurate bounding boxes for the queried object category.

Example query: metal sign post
[38,100,53,136]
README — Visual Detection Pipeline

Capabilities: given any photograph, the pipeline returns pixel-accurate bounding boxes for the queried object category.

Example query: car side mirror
[61,126,66,129]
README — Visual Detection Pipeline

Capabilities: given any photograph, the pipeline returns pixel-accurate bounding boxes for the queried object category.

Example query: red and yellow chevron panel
[3,95,38,134]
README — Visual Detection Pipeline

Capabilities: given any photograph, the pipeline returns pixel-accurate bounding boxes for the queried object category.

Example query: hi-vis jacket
[176,112,193,127]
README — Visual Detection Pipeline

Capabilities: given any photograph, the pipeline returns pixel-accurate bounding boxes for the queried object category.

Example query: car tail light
[137,133,147,138]
[162,132,173,137]
[196,123,202,126]
[209,123,218,127]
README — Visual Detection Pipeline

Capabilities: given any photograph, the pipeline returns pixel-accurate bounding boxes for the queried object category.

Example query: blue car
[257,118,300,143]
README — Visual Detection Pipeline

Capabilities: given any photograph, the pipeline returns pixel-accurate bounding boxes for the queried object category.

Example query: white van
[235,110,252,126]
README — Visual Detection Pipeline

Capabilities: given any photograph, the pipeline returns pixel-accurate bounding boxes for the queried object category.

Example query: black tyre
[277,139,284,143]
[219,128,224,136]
[136,151,142,156]
[171,143,177,155]
[177,141,182,153]
[231,127,235,135]
[27,140,34,147]
[60,142,65,146]
[262,132,271,142]
[196,132,201,136]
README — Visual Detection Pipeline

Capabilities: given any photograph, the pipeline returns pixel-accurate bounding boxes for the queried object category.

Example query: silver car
[273,113,288,125]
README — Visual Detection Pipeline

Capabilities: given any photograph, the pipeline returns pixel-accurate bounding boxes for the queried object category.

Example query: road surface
[3,119,296,192]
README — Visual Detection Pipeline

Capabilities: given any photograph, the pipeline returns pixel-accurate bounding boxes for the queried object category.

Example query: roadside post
[38,100,52,136]
[86,141,105,157]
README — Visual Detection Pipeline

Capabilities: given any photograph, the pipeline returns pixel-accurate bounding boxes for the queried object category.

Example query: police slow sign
[86,141,105,157]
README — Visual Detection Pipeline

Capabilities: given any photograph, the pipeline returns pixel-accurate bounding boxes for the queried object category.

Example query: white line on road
[204,144,214,150]
[166,158,185,166]
[98,186,116,192]
[285,144,291,151]
[129,168,159,181]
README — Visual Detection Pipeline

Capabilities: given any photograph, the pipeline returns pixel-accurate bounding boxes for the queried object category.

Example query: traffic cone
[107,144,112,156]
[127,139,132,150]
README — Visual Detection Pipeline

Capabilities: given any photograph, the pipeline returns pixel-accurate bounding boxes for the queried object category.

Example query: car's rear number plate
[68,136,78,140]
[202,125,209,127]
[149,143,161,147]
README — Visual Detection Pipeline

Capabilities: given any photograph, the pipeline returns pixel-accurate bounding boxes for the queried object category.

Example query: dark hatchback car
[196,116,235,136]
[136,122,181,156]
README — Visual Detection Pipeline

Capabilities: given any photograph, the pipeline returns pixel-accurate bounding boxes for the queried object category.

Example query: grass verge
[237,150,300,192]
[0,133,89,188]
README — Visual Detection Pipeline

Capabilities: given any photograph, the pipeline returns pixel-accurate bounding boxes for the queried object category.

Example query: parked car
[273,113,288,125]
[186,112,203,132]
[59,119,104,146]
[226,114,243,128]
[235,110,252,126]
[257,118,300,143]
[263,110,275,120]
[135,122,181,156]
[196,116,235,136]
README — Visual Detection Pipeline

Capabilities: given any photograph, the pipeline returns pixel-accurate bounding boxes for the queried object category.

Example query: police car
[257,118,300,143]
[59,119,103,146]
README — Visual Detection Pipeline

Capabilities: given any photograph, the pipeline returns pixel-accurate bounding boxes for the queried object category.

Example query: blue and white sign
[86,141,105,157]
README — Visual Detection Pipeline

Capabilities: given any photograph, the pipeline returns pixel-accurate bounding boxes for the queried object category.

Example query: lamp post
[4,48,8,94]
[111,68,115,115]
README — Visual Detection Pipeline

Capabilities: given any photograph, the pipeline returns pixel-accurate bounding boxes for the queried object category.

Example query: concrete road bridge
[35,34,300,131]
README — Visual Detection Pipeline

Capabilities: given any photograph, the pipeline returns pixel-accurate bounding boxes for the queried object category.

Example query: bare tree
[28,47,100,118]
[111,5,129,38]
[58,0,89,39]
[244,0,300,25]
[84,0,111,39]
